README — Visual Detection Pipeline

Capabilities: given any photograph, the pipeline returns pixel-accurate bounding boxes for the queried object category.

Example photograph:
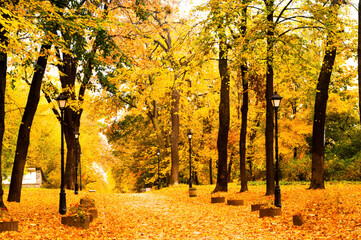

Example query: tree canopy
[0,0,359,196]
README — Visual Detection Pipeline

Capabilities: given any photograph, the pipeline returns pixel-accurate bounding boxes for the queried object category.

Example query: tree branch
[278,26,324,38]
[275,0,294,24]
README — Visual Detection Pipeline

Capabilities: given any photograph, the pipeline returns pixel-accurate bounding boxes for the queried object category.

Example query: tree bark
[310,45,336,189]
[58,17,106,189]
[64,106,80,189]
[8,44,51,202]
[309,0,341,190]
[152,25,181,186]
[264,0,275,196]
[248,118,260,181]
[170,88,180,185]
[0,15,9,208]
[239,2,249,193]
[57,51,79,190]
[209,158,213,184]
[358,0,361,123]
[0,0,19,208]
[213,37,230,193]
[239,66,249,192]
[40,54,83,190]
[203,116,213,185]
[227,154,233,183]
[148,101,166,150]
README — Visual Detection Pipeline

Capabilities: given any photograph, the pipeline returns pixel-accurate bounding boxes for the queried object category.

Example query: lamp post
[79,151,82,191]
[187,130,193,188]
[157,149,160,189]
[74,131,80,195]
[271,92,282,208]
[57,92,67,215]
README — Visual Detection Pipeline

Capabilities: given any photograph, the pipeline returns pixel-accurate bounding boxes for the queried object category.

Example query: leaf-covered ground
[1,183,361,239]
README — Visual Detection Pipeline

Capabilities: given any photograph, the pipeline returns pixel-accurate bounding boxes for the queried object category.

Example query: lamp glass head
[271,92,282,108]
[56,93,68,110]
[187,130,192,140]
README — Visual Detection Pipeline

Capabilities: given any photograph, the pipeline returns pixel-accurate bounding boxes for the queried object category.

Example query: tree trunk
[0,17,9,208]
[8,44,51,202]
[170,88,180,185]
[64,107,81,189]
[213,37,230,193]
[240,66,249,192]
[209,158,213,184]
[194,170,199,185]
[58,52,79,190]
[358,0,361,123]
[239,3,249,193]
[294,147,297,159]
[152,25,180,186]
[264,0,275,196]
[309,0,341,190]
[248,160,253,180]
[203,114,213,184]
[227,154,233,183]
[148,101,166,150]
[309,42,336,190]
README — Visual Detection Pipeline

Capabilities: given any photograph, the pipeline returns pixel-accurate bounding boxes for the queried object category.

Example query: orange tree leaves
[1,183,361,239]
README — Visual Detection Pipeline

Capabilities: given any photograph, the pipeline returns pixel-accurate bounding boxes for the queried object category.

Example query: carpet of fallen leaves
[1,182,361,239]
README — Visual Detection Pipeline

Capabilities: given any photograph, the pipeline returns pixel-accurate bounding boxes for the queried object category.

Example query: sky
[178,0,359,19]
[178,0,206,16]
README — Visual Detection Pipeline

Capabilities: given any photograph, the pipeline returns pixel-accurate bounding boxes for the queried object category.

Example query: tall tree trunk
[239,66,249,192]
[8,44,51,202]
[64,107,81,189]
[58,52,79,190]
[239,2,249,193]
[58,20,105,189]
[264,0,275,196]
[40,59,82,190]
[153,26,181,186]
[309,0,341,189]
[170,88,180,185]
[310,43,336,189]
[358,0,361,123]
[60,0,109,190]
[213,37,230,193]
[0,15,9,208]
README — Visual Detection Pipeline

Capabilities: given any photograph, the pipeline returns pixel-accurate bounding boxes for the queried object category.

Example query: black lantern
[56,92,68,215]
[57,92,67,110]
[271,92,282,108]
[271,92,282,208]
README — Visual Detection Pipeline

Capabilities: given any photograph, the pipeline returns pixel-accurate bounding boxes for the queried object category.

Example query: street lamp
[56,92,68,215]
[74,131,80,195]
[187,130,193,188]
[271,92,282,208]
[156,149,160,189]
[79,151,82,191]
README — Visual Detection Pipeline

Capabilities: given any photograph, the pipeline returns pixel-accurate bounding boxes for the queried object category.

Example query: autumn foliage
[0,183,360,239]
[1,3,361,238]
